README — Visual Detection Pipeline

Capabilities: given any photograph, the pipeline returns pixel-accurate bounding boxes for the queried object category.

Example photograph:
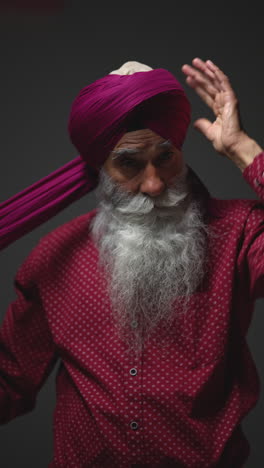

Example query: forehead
[114,129,168,150]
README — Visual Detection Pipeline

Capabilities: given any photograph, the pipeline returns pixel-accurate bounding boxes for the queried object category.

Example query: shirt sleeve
[0,246,57,424]
[237,151,264,299]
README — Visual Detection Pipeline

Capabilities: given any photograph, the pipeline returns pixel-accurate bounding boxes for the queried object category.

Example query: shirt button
[130,421,139,430]
[131,320,138,328]
[130,368,137,376]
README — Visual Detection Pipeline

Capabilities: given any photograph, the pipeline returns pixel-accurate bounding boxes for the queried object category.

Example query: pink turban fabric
[0,66,191,251]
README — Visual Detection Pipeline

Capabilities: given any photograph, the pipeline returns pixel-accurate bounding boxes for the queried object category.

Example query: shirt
[1,152,264,467]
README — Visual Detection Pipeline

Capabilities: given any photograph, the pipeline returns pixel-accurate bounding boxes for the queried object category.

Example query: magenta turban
[0,66,191,251]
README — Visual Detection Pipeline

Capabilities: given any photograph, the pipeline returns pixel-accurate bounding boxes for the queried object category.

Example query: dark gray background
[0,2,263,466]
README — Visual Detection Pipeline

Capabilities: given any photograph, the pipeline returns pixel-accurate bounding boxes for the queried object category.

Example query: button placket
[123,354,142,459]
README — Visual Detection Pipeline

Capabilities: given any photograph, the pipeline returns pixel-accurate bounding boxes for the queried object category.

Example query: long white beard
[91,165,209,353]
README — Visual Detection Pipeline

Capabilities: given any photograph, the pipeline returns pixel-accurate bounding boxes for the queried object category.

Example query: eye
[157,151,173,163]
[118,157,142,169]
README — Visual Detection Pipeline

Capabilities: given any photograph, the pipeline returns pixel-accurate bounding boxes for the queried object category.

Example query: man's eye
[157,152,173,162]
[119,158,141,168]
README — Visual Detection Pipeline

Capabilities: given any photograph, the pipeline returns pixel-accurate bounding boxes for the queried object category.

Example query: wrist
[226,133,263,171]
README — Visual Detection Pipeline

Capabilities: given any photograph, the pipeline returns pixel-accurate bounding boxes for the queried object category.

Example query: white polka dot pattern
[1,153,264,467]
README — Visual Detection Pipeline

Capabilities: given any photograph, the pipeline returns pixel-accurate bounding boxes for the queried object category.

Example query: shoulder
[207,196,263,219]
[38,209,97,249]
[16,209,98,285]
[187,165,263,225]
[206,197,264,239]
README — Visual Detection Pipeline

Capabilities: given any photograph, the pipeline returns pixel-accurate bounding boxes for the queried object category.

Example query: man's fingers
[192,57,215,80]
[182,64,218,100]
[191,58,233,95]
[191,57,222,94]
[192,58,223,92]
[183,58,237,101]
[185,76,214,109]
[193,118,213,140]
[205,59,234,94]
[181,63,196,79]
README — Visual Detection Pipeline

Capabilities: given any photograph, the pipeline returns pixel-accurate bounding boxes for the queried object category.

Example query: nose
[139,164,165,197]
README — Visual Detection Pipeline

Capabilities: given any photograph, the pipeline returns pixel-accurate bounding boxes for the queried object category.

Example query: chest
[40,222,246,371]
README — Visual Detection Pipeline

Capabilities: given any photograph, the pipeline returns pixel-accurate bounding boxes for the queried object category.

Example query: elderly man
[0,58,263,467]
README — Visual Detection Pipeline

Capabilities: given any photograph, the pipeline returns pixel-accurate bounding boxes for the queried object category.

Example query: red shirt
[1,153,264,467]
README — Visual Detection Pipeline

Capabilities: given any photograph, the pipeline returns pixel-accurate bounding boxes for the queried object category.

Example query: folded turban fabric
[0,61,191,251]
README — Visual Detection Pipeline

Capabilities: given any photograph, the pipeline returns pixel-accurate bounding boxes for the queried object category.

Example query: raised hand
[182,57,245,158]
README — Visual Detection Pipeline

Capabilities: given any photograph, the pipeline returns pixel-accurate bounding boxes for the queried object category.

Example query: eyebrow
[111,139,173,160]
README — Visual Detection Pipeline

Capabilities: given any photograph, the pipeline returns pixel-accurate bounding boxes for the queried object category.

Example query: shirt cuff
[242,151,264,199]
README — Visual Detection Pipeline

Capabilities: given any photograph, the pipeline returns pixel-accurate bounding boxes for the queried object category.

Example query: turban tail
[0,68,191,251]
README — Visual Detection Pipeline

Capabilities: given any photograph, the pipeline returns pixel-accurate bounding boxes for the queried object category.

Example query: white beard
[90,165,209,353]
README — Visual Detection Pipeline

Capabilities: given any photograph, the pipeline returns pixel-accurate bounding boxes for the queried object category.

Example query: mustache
[115,188,188,215]
[96,167,190,216]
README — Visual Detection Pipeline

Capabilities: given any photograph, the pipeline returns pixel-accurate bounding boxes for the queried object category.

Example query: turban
[0,61,191,251]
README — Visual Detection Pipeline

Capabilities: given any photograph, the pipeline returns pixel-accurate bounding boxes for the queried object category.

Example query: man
[0,57,263,467]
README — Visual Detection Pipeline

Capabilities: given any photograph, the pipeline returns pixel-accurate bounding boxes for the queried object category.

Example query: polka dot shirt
[1,153,264,467]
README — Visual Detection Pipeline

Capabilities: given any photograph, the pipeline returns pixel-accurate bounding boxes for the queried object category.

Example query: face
[103,129,184,197]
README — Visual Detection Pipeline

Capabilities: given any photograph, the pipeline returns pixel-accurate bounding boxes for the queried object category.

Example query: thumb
[193,118,213,140]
